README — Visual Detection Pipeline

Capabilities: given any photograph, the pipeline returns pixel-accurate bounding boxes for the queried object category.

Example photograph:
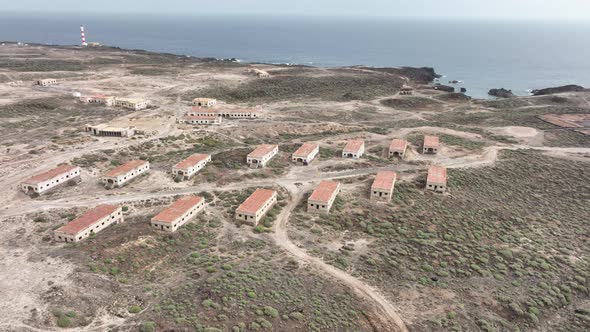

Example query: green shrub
[57,315,71,328]
[289,312,305,321]
[140,321,156,332]
[128,305,142,314]
[263,306,279,318]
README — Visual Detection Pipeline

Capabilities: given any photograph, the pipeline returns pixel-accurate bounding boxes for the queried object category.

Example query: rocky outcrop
[488,88,515,98]
[532,85,585,96]
[358,67,440,83]
[435,93,471,102]
[432,84,455,93]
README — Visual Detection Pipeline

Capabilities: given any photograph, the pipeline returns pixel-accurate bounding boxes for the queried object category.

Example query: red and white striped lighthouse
[80,26,88,46]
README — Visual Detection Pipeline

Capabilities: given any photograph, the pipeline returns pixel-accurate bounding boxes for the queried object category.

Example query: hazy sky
[5,0,590,20]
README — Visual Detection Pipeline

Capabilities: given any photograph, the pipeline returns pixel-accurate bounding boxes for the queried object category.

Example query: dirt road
[272,183,409,331]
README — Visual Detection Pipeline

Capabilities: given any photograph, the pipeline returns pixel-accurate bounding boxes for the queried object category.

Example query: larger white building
[21,164,81,195]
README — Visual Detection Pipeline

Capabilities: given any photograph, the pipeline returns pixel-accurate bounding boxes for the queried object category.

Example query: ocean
[1,13,590,98]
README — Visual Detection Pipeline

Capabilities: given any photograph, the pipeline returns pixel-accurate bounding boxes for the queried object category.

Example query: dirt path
[2,142,589,332]
[271,183,408,331]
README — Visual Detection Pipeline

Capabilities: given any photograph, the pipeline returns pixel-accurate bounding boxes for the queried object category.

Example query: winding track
[2,143,589,331]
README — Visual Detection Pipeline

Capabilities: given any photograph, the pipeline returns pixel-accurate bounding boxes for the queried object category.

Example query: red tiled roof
[343,140,364,153]
[55,205,119,235]
[293,143,319,157]
[190,107,259,114]
[423,135,439,147]
[248,144,278,159]
[309,181,340,203]
[104,160,148,177]
[237,189,276,214]
[183,115,218,120]
[152,196,204,224]
[372,171,397,191]
[23,164,78,184]
[174,154,210,170]
[389,139,408,152]
[427,165,447,184]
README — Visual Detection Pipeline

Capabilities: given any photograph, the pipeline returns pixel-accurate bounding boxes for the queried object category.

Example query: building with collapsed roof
[85,124,136,137]
[192,98,217,108]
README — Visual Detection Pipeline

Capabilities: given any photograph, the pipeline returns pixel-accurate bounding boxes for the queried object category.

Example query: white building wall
[150,200,206,232]
[235,193,278,225]
[247,147,278,168]
[172,156,211,179]
[54,207,123,242]
[292,146,319,164]
[21,167,81,194]
[102,163,150,188]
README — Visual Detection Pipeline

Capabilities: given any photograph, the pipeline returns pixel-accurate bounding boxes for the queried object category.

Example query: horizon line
[1,11,589,22]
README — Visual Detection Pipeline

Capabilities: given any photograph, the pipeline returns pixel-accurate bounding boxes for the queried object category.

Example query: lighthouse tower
[80,26,88,46]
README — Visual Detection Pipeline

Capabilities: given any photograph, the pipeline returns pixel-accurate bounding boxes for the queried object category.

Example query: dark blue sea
[1,13,590,98]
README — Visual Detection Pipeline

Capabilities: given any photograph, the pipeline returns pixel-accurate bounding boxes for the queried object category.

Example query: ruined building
[102,160,150,188]
[151,196,206,232]
[172,154,211,180]
[54,205,123,242]
[292,143,319,166]
[21,164,81,195]
[235,189,277,225]
[307,180,341,214]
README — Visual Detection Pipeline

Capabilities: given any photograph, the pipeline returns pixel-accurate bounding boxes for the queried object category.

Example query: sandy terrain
[1,44,589,332]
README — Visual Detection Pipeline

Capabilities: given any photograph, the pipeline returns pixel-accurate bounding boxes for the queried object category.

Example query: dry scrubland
[0,44,589,332]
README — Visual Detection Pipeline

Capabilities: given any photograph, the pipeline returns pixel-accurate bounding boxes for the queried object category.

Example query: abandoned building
[246,68,270,78]
[235,189,277,225]
[189,107,260,119]
[181,115,222,125]
[85,124,136,137]
[342,139,365,159]
[247,144,279,168]
[36,79,57,86]
[54,205,122,242]
[172,154,211,180]
[192,98,217,108]
[389,139,408,158]
[151,196,206,232]
[400,84,414,95]
[308,180,341,214]
[80,94,115,106]
[371,171,397,201]
[292,143,319,165]
[256,70,270,78]
[426,165,447,193]
[102,160,150,188]
[423,135,440,154]
[115,98,149,111]
[21,164,81,195]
